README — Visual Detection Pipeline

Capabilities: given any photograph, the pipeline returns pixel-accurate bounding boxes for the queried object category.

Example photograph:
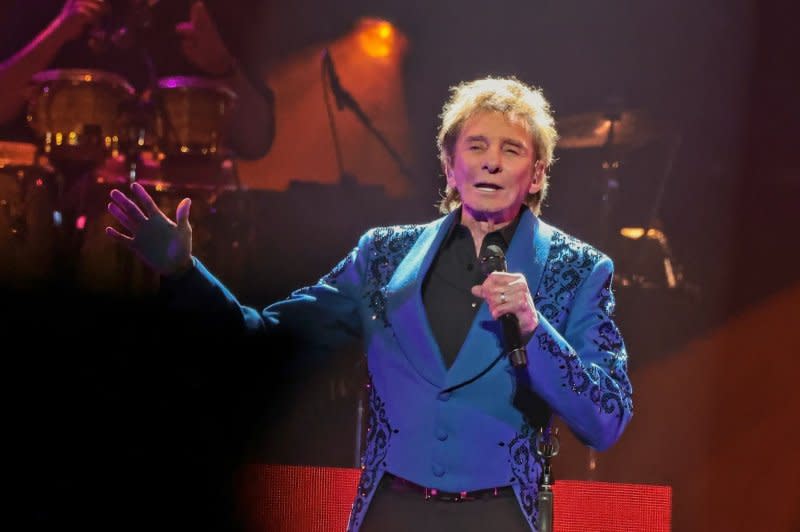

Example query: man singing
[107,76,633,531]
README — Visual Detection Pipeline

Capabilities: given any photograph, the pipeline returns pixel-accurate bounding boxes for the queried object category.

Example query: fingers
[490,293,527,319]
[178,2,211,34]
[109,188,147,223]
[175,1,232,76]
[471,279,513,303]
[470,284,485,299]
[75,6,102,19]
[176,1,209,31]
[105,225,133,243]
[107,202,137,233]
[471,284,523,310]
[472,273,528,300]
[191,1,211,26]
[130,182,163,219]
[471,272,534,318]
[175,197,191,228]
[75,0,106,20]
[483,271,523,286]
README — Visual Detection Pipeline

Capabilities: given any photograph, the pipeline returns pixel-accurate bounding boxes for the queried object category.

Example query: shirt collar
[446,205,527,249]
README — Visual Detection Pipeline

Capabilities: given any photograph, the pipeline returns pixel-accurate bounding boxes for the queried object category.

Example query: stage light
[620,227,645,239]
[617,227,681,289]
[356,18,396,58]
[620,227,666,243]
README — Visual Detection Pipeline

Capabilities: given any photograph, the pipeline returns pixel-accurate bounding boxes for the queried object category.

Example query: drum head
[155,76,237,160]
[27,69,136,164]
[30,69,135,94]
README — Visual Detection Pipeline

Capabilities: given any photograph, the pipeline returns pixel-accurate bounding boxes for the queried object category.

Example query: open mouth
[474,182,503,192]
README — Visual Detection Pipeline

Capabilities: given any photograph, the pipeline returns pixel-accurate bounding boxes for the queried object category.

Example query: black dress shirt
[421,208,524,369]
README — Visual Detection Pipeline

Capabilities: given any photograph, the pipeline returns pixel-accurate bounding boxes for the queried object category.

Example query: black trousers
[359,475,532,532]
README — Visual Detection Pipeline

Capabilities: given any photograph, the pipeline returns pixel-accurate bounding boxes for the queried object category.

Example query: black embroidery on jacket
[536,331,630,418]
[348,378,395,530]
[534,230,632,419]
[507,424,544,525]
[364,225,424,327]
[536,232,602,327]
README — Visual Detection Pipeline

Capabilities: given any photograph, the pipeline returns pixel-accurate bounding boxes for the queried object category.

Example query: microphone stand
[535,426,560,532]
[113,1,162,183]
[320,55,349,184]
[320,49,416,185]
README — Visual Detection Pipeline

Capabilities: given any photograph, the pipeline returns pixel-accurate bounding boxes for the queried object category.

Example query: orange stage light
[356,18,397,58]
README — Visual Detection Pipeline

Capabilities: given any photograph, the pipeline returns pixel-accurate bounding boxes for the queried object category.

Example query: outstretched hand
[105,182,194,277]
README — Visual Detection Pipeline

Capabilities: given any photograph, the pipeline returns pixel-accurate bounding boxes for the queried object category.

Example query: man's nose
[481,148,502,174]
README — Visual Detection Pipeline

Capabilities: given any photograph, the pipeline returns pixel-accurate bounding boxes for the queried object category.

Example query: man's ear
[444,160,456,188]
[529,160,545,194]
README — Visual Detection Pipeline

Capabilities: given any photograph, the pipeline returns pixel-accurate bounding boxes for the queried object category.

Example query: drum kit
[554,108,686,292]
[0,67,239,293]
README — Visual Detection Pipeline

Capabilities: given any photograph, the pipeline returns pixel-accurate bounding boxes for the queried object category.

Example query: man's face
[446,111,544,223]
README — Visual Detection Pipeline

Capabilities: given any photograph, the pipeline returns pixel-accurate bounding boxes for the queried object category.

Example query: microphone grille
[480,244,507,275]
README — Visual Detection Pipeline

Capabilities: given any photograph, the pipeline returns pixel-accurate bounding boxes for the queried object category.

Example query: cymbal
[557,110,660,150]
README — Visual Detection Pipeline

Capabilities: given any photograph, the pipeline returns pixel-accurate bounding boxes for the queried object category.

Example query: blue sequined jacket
[171,208,633,531]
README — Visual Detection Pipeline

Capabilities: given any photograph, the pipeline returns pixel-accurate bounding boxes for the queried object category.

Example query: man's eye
[468,145,484,151]
[504,148,520,155]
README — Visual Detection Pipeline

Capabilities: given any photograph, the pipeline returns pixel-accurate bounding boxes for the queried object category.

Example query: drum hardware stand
[91,0,171,184]
[560,105,687,292]
[630,133,685,290]
[598,110,625,252]
[125,21,160,183]
[41,159,97,288]
[117,95,157,183]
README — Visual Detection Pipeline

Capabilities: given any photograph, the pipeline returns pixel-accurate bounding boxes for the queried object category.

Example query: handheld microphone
[481,244,528,368]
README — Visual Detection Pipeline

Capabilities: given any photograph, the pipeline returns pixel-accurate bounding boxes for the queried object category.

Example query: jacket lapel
[445,210,554,389]
[384,211,459,388]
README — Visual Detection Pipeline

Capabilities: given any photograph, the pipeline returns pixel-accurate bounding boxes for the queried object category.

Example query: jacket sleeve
[159,231,371,350]
[524,256,633,450]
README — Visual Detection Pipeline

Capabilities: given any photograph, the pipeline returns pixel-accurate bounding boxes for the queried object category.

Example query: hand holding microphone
[471,244,539,367]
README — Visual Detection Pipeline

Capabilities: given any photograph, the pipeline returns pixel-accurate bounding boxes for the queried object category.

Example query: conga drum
[27,69,136,165]
[153,76,237,188]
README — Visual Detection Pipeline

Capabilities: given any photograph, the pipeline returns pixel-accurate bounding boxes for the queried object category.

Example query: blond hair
[436,77,558,215]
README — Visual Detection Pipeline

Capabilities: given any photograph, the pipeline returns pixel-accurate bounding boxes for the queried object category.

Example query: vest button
[432,464,445,477]
[438,392,451,402]
[436,429,448,441]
